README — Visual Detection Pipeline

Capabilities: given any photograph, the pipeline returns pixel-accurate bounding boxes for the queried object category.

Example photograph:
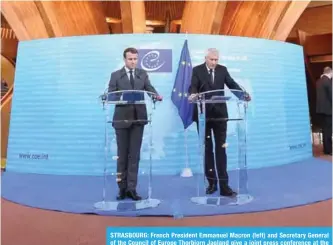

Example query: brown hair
[123,47,138,58]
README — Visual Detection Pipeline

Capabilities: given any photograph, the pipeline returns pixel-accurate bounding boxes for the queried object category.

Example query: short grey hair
[205,48,219,57]
[323,66,332,74]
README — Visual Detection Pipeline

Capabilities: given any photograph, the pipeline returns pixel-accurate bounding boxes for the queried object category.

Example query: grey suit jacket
[189,63,243,122]
[108,67,159,129]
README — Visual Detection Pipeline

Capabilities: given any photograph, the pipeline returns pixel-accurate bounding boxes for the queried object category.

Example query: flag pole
[181,127,193,177]
[181,30,193,178]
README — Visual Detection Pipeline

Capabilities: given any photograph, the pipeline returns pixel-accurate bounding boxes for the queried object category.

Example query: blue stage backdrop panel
[6,34,312,175]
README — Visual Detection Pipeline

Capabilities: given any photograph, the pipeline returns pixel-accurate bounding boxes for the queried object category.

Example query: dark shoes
[116,189,142,201]
[206,184,237,197]
[116,189,126,200]
[126,190,142,201]
[206,184,217,194]
[220,185,237,197]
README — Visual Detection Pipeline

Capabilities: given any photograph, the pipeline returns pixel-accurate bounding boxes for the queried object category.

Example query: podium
[93,90,161,211]
[190,89,254,206]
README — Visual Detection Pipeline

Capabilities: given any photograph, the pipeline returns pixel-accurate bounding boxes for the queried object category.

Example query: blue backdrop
[6,34,312,175]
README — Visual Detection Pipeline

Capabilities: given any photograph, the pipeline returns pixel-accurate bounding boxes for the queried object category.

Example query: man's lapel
[120,67,132,89]
[133,69,141,90]
[202,64,214,90]
[214,66,221,87]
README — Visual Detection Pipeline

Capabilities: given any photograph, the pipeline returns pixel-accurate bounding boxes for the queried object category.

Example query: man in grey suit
[108,47,162,201]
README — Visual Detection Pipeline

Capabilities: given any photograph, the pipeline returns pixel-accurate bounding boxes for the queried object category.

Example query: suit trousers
[115,124,144,191]
[204,121,228,187]
[317,114,332,154]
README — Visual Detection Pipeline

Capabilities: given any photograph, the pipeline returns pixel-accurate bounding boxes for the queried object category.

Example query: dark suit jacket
[108,67,158,129]
[316,75,332,116]
[189,63,243,122]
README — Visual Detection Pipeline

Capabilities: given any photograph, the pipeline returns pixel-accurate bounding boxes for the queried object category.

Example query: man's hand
[153,95,163,101]
[188,93,198,101]
[244,93,251,101]
[156,95,163,101]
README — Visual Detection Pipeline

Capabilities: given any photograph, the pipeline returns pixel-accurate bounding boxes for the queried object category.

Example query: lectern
[190,89,254,206]
[94,90,161,211]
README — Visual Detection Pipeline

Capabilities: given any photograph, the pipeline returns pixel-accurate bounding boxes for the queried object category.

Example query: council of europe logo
[137,49,172,73]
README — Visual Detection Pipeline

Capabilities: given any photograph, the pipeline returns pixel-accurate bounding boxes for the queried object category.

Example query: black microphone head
[100,94,107,101]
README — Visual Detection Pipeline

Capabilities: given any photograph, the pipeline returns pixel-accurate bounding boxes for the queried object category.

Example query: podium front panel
[190,89,254,206]
[94,90,161,212]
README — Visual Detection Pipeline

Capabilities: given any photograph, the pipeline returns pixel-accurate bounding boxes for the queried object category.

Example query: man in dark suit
[188,48,251,197]
[316,66,332,155]
[108,47,162,201]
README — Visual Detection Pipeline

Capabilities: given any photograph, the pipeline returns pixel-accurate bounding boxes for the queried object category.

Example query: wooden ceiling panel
[1,13,11,28]
[273,1,311,41]
[102,1,121,19]
[289,5,332,37]
[1,1,49,40]
[220,1,311,41]
[310,55,332,63]
[303,33,332,56]
[1,1,109,41]
[145,1,185,21]
[103,1,185,22]
[3,1,324,40]
[120,1,146,33]
[181,1,227,34]
[307,1,332,8]
[1,27,18,62]
[34,1,109,37]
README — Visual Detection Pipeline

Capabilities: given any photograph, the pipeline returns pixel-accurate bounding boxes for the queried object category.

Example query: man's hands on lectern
[154,95,163,101]
[188,93,198,101]
[244,92,251,102]
[188,93,251,101]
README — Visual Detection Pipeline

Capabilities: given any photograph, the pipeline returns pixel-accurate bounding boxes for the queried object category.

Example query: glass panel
[94,90,161,211]
[189,89,254,206]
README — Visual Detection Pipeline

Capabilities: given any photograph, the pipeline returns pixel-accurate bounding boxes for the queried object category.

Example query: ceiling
[307,1,332,8]
[0,1,331,40]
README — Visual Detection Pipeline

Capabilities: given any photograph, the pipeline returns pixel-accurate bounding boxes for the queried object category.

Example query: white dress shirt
[124,66,135,80]
[206,65,214,83]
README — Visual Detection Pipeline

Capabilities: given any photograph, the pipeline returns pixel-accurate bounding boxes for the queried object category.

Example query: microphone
[99,88,108,109]
[187,82,204,114]
[196,82,206,114]
[99,87,108,101]
[151,94,162,110]
[188,81,205,101]
[198,82,205,93]
[152,94,163,102]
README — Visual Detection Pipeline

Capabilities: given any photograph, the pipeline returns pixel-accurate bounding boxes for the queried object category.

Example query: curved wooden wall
[1,55,15,89]
[1,27,18,63]
[120,1,146,33]
[180,1,227,34]
[219,1,311,41]
[1,1,109,40]
[289,4,332,38]
[1,55,15,163]
[1,1,318,41]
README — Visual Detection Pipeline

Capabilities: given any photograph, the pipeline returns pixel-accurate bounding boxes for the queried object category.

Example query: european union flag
[171,40,193,129]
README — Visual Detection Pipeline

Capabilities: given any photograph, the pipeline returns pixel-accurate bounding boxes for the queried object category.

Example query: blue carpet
[1,157,332,217]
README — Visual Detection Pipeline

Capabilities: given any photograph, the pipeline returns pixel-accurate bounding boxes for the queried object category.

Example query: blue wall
[6,34,312,175]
